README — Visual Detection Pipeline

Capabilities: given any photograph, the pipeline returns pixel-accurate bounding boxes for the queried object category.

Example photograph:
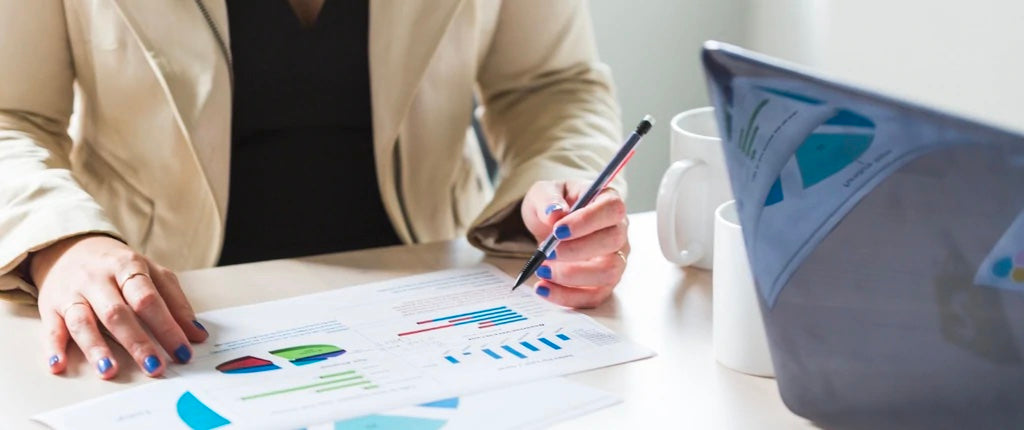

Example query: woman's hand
[521,180,629,308]
[30,234,208,379]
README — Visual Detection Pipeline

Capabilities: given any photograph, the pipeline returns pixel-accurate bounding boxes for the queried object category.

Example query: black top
[219,0,400,265]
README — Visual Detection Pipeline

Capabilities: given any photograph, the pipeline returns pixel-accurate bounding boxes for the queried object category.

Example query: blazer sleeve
[0,0,121,303]
[467,0,625,257]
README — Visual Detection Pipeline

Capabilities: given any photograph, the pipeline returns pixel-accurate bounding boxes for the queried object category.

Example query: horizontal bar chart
[398,306,527,336]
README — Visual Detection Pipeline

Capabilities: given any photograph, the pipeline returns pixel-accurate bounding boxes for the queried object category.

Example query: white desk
[0,211,813,429]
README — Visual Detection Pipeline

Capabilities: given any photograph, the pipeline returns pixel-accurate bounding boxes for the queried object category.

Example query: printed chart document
[39,264,649,429]
[712,77,1001,306]
[34,377,618,430]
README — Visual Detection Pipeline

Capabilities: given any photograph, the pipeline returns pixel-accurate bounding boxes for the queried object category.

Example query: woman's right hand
[29,234,209,379]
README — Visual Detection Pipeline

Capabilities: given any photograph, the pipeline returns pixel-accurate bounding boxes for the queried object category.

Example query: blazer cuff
[466,152,627,257]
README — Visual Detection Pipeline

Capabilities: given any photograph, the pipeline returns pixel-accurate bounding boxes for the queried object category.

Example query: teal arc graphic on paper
[765,178,784,206]
[333,415,447,430]
[176,391,230,430]
[420,397,460,409]
[762,108,875,207]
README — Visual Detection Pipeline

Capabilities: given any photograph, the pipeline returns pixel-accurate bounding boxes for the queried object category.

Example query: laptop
[701,41,1024,429]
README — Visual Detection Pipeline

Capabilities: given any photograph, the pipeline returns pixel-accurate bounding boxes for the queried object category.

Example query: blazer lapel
[369,0,465,241]
[107,0,232,221]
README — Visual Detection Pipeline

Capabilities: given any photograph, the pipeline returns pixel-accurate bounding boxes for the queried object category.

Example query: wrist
[28,233,115,286]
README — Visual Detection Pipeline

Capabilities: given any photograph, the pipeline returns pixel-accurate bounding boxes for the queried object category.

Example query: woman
[0,0,629,380]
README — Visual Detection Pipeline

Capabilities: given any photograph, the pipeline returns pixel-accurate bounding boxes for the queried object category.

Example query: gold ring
[60,301,88,317]
[615,250,628,265]
[117,272,151,290]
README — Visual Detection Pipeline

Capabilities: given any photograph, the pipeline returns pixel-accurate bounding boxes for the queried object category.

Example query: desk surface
[0,211,813,429]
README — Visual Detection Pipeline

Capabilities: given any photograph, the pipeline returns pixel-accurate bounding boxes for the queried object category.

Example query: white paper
[121,264,649,429]
[719,78,970,306]
[974,211,1024,291]
[34,377,619,430]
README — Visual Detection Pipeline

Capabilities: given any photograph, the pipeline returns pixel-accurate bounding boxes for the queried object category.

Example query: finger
[40,309,69,374]
[551,189,626,242]
[546,222,627,262]
[150,265,208,343]
[522,181,570,239]
[535,253,626,289]
[84,283,168,377]
[533,280,614,309]
[117,271,194,364]
[62,301,119,379]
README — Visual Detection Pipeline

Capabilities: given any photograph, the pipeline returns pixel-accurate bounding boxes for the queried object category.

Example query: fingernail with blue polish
[547,250,557,260]
[536,286,551,297]
[48,355,59,368]
[537,265,552,280]
[174,345,192,363]
[143,355,161,374]
[554,225,572,239]
[97,357,112,374]
[544,204,563,216]
[193,320,207,333]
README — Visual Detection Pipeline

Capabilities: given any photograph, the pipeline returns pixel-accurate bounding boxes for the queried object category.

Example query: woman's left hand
[520,180,629,308]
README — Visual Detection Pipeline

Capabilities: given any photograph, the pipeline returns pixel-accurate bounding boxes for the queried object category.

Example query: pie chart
[215,356,280,374]
[216,344,346,373]
[176,391,230,430]
[764,107,875,206]
[271,344,346,366]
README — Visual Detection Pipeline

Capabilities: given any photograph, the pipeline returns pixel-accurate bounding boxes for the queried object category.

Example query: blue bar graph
[501,345,527,359]
[538,337,562,350]
[487,317,527,327]
[417,306,509,324]
[444,335,572,364]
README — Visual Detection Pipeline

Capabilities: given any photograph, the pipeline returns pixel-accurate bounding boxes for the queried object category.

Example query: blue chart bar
[520,341,539,352]
[556,333,570,341]
[444,356,459,364]
[419,306,509,324]
[501,345,527,359]
[486,317,528,327]
[538,337,562,350]
[483,348,502,359]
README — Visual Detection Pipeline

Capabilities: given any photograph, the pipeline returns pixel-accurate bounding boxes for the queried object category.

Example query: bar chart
[397,306,527,337]
[442,333,572,364]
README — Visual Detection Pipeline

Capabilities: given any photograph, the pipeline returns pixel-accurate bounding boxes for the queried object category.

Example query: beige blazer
[0,0,623,303]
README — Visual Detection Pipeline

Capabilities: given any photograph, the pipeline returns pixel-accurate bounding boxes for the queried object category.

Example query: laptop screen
[702,41,1024,428]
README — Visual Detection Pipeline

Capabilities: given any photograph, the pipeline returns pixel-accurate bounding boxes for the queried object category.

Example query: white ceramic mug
[657,107,733,269]
[712,200,774,377]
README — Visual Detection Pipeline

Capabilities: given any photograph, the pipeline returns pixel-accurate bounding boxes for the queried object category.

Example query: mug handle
[657,159,707,266]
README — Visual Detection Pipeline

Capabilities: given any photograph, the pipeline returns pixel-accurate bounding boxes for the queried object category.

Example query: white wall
[589,0,747,212]
[815,0,1024,133]
[589,0,820,212]
[593,0,1024,212]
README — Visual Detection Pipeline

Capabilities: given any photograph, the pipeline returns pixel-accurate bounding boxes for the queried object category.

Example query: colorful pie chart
[215,356,280,374]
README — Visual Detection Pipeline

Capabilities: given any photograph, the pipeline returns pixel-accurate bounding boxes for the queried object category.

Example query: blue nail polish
[544,204,562,215]
[536,286,550,297]
[537,265,552,280]
[48,355,59,367]
[143,355,161,374]
[97,357,112,374]
[554,225,572,239]
[193,320,207,333]
[547,250,557,260]
[174,345,192,363]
